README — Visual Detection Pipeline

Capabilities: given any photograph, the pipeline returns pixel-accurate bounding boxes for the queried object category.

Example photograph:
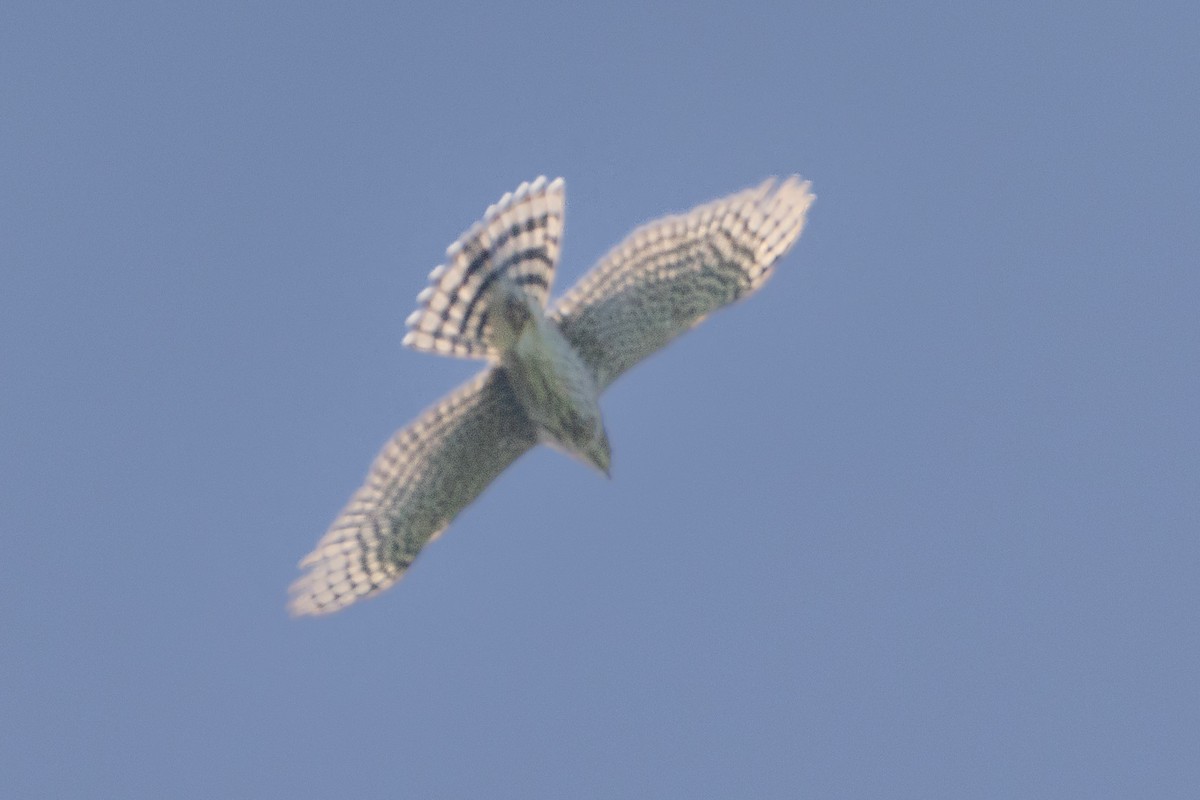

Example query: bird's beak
[583,428,612,479]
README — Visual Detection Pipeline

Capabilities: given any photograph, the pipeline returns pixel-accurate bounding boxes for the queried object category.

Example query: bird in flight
[289,176,815,616]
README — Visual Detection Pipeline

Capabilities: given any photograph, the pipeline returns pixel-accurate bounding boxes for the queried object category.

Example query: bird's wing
[550,176,814,391]
[289,368,537,616]
[404,177,565,360]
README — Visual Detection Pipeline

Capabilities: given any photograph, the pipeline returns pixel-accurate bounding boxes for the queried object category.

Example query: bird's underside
[289,175,815,616]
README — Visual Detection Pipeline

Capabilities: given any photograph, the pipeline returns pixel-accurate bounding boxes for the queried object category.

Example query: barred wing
[551,176,814,390]
[404,177,565,360]
[289,368,537,616]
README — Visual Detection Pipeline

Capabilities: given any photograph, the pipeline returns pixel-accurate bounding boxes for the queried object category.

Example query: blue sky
[2,2,1197,797]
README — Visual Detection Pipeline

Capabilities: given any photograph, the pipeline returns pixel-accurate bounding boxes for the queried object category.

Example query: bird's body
[290,175,814,616]
[491,278,610,474]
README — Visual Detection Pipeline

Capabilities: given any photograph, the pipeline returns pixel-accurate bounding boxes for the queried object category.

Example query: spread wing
[551,176,814,391]
[289,368,537,616]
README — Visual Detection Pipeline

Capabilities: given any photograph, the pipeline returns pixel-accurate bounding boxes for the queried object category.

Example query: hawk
[290,176,815,616]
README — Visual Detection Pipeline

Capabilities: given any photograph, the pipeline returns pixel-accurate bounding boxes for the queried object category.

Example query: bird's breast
[503,316,604,452]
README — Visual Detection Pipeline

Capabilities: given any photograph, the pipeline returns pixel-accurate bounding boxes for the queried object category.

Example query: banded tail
[402,176,565,360]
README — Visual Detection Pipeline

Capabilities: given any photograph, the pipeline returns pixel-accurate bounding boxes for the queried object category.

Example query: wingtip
[775,174,815,206]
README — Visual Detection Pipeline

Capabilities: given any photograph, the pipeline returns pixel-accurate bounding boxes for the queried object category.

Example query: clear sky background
[2,2,1197,798]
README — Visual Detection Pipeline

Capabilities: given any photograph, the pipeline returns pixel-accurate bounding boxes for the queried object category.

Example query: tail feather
[403,176,565,360]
